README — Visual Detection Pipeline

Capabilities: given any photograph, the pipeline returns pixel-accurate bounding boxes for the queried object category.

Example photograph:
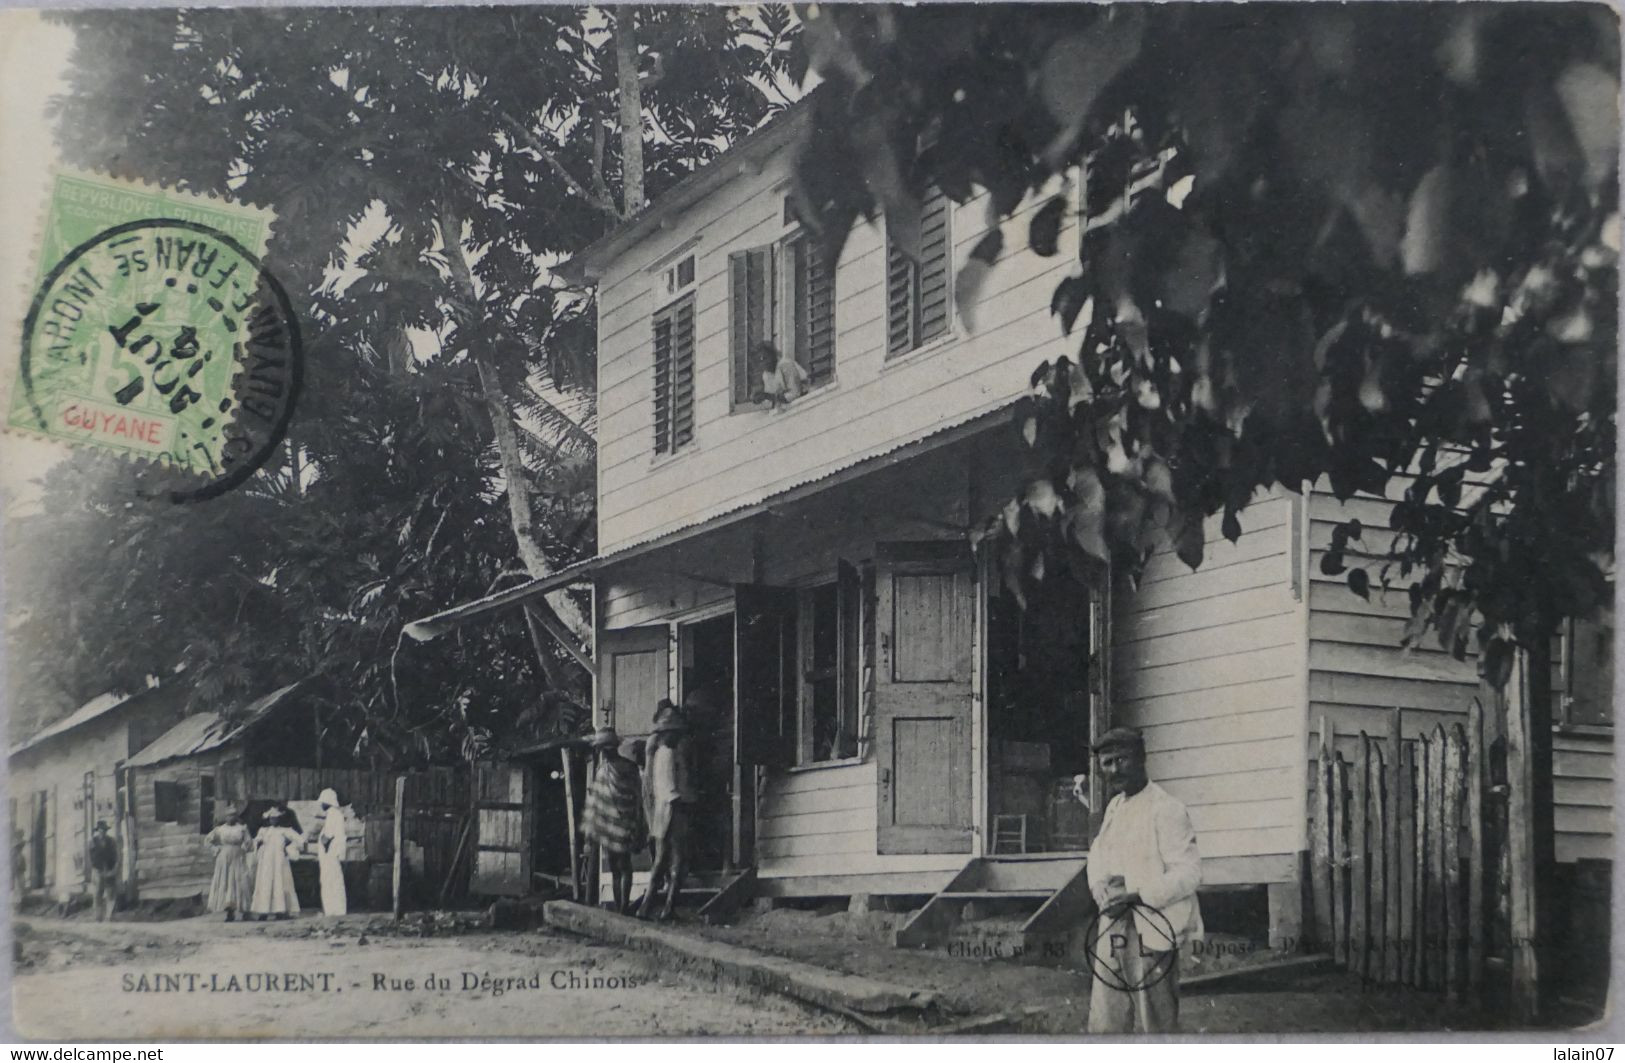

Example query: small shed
[125,683,472,905]
[123,684,302,899]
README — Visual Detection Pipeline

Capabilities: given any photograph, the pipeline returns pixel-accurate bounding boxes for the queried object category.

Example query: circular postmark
[15,218,300,503]
[1082,899,1178,993]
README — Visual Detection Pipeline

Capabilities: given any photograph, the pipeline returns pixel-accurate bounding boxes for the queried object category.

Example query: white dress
[316,806,348,916]
[249,825,301,915]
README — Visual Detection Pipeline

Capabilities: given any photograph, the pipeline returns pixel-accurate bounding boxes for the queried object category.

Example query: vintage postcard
[0,1,1618,1042]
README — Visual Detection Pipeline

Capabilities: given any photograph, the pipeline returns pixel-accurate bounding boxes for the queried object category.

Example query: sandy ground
[11,912,857,1040]
[12,906,1607,1038]
[689,905,1606,1034]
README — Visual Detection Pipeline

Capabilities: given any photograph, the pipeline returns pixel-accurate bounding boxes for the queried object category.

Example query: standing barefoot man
[638,701,695,922]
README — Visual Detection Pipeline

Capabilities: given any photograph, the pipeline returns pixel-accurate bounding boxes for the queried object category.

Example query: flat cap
[1093,726,1146,755]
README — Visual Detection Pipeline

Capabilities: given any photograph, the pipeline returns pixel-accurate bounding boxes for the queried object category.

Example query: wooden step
[969,857,1087,893]
[897,856,1095,953]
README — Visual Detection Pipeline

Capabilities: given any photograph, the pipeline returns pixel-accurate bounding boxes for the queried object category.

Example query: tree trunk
[435,202,593,685]
[614,8,645,215]
[1525,635,1558,1018]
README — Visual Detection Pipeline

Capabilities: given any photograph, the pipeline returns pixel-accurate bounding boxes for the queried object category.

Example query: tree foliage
[792,3,1617,675]
[10,7,795,757]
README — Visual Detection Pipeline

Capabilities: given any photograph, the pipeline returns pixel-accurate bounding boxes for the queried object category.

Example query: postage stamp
[6,170,300,501]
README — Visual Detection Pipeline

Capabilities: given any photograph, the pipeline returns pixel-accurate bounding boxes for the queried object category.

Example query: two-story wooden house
[409,101,1613,950]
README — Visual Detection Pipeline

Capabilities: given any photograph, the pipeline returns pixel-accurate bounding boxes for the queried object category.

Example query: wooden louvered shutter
[916,190,951,345]
[670,297,696,450]
[731,249,771,407]
[652,306,674,454]
[792,236,836,386]
[652,296,696,453]
[885,188,951,357]
[886,227,915,356]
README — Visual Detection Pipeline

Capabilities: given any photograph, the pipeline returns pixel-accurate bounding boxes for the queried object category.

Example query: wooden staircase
[894,855,1093,964]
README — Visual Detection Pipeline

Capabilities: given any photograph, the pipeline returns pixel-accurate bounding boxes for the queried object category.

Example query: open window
[1560,593,1614,729]
[734,567,869,769]
[730,209,837,409]
[153,780,185,824]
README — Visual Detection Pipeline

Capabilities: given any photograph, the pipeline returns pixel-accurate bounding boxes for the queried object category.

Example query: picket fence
[1309,680,1540,1014]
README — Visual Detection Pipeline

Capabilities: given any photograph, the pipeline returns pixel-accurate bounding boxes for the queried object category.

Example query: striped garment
[580,755,646,855]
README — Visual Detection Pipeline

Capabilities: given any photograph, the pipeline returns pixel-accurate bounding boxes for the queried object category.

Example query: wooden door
[471,762,534,897]
[875,542,975,854]
[597,625,669,736]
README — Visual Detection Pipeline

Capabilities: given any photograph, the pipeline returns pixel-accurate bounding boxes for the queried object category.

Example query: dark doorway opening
[986,575,1093,853]
[680,612,736,872]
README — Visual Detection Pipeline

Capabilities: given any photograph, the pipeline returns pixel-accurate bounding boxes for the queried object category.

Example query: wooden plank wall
[594,137,1078,553]
[755,760,968,881]
[1111,487,1303,882]
[133,761,469,901]
[600,444,984,886]
[130,751,236,899]
[1305,479,1614,865]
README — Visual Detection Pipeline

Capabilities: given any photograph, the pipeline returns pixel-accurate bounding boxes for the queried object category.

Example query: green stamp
[8,171,300,502]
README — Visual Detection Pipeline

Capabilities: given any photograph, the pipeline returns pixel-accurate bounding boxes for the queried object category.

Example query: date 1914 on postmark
[7,171,300,502]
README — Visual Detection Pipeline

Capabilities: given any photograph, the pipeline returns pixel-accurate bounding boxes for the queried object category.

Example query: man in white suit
[1084,726,1204,1033]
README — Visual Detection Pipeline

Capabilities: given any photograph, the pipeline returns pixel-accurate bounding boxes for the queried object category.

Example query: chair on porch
[992,813,1029,854]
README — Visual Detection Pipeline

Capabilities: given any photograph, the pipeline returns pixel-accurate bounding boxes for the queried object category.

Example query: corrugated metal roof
[125,682,302,769]
[402,556,601,643]
[10,680,162,758]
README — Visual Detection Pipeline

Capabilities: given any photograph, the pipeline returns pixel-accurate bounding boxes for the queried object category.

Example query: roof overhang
[402,555,602,643]
[556,100,814,287]
[400,406,1010,644]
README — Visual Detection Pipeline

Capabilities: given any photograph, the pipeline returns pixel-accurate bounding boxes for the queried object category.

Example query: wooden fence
[243,765,472,905]
[1310,680,1539,1012]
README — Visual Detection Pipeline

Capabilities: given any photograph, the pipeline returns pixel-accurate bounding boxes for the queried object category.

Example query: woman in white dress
[204,809,254,921]
[315,788,348,916]
[249,807,302,920]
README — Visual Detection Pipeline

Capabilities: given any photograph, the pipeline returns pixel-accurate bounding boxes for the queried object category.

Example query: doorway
[678,612,736,872]
[985,573,1094,853]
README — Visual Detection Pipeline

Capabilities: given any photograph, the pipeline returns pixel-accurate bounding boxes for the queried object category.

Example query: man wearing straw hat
[637,700,696,921]
[579,726,645,915]
[1084,726,1203,1033]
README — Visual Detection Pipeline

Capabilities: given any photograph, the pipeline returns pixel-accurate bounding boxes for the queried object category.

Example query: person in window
[249,807,302,921]
[579,728,645,915]
[1084,727,1203,1033]
[638,701,696,922]
[315,789,348,917]
[88,821,119,922]
[204,809,253,921]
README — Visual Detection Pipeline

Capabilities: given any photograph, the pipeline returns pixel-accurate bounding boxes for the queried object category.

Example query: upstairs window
[886,188,952,357]
[731,221,836,408]
[652,294,696,455]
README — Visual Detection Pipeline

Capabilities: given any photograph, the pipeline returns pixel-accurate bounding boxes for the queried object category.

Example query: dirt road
[11,913,858,1040]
